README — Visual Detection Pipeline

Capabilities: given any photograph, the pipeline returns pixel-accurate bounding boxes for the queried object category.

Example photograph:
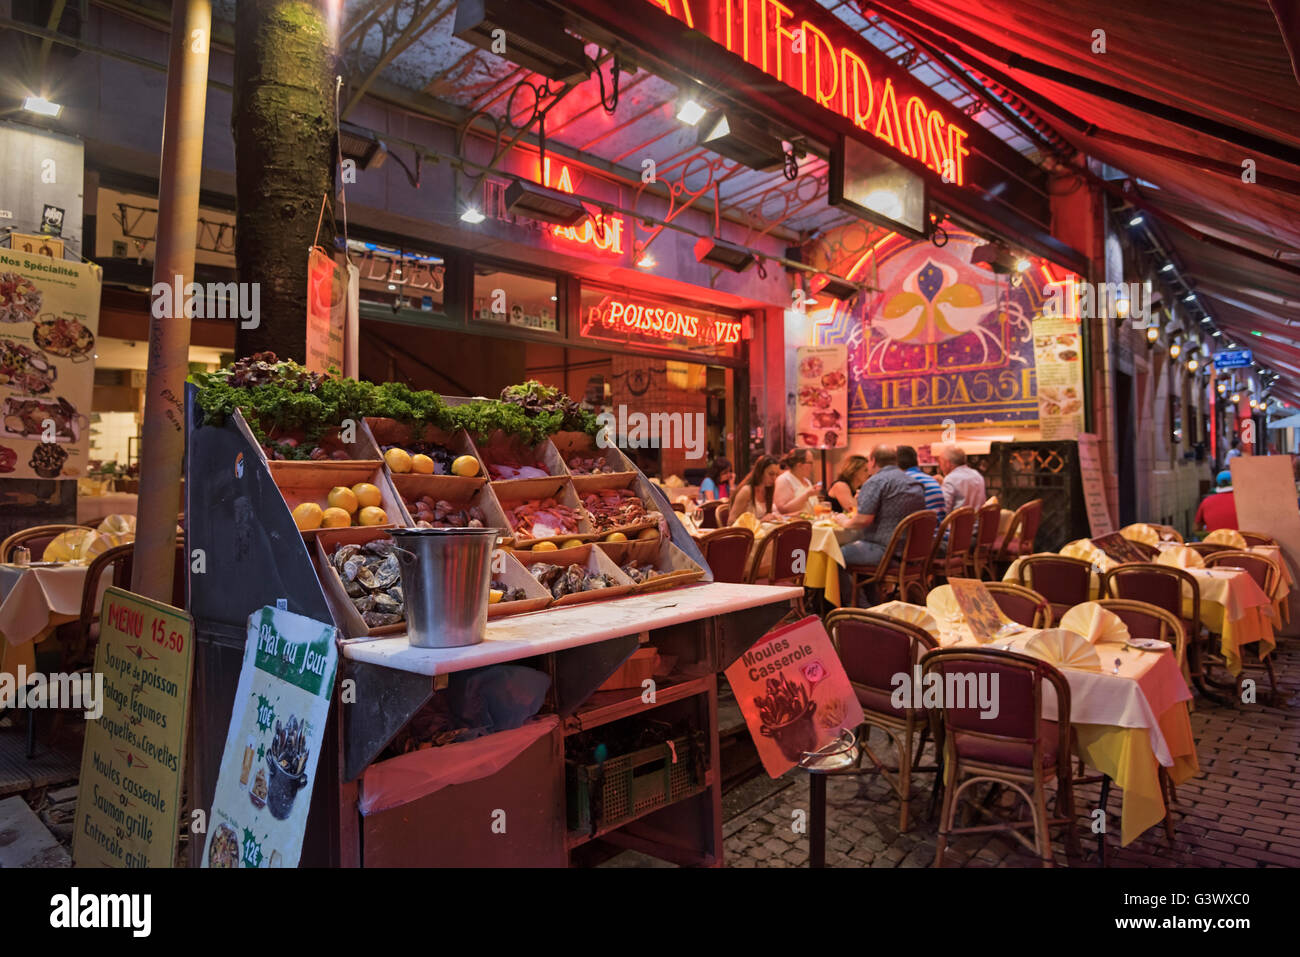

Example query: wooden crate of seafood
[488,547,552,618]
[574,472,662,539]
[597,535,707,593]
[494,477,596,546]
[364,418,487,478]
[315,528,407,637]
[388,472,511,538]
[470,430,568,483]
[550,430,636,490]
[233,407,384,465]
[511,543,635,606]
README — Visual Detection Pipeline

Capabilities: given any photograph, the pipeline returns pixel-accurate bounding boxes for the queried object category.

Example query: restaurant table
[0,562,96,683]
[690,518,850,605]
[1004,556,1277,676]
[875,602,1199,847]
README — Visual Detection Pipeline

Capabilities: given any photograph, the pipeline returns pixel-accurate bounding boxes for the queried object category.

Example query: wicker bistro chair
[0,524,85,563]
[924,507,976,590]
[924,648,1079,866]
[1204,550,1284,698]
[826,610,942,831]
[1186,541,1232,559]
[1100,563,1227,704]
[1239,531,1276,547]
[1015,554,1094,626]
[699,500,727,529]
[697,527,754,585]
[992,499,1044,573]
[971,501,1005,581]
[984,581,1053,629]
[845,510,939,608]
[1082,598,1187,861]
[746,520,813,614]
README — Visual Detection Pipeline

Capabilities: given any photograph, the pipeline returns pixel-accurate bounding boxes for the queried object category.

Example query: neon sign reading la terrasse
[647,0,971,186]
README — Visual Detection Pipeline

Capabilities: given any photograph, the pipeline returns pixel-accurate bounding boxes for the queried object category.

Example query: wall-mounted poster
[813,230,1057,433]
[1034,316,1085,439]
[793,345,848,448]
[0,250,100,479]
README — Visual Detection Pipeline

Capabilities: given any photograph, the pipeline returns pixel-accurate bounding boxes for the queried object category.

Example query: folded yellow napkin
[732,511,760,532]
[1204,528,1246,548]
[1024,628,1102,671]
[42,527,107,563]
[868,601,939,635]
[1156,545,1204,569]
[1059,601,1130,645]
[1060,539,1115,571]
[1121,523,1159,547]
[97,513,136,536]
[926,585,962,627]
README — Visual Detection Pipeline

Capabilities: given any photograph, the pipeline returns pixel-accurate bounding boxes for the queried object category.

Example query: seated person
[699,457,733,501]
[1195,470,1238,533]
[898,445,945,522]
[840,444,927,567]
[773,448,823,515]
[730,455,781,524]
[827,455,869,512]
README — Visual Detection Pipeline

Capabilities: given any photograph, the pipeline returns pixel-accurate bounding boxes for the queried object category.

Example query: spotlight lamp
[1145,325,1159,343]
[1169,342,1182,359]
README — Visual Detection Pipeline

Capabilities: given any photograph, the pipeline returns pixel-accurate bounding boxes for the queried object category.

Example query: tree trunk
[233,0,334,361]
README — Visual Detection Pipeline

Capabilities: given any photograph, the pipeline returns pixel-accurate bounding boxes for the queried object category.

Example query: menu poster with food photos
[0,250,100,479]
[726,615,863,778]
[795,346,848,449]
[202,607,337,869]
[1033,317,1085,440]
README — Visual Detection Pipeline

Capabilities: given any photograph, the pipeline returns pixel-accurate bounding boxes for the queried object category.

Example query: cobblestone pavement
[724,640,1300,868]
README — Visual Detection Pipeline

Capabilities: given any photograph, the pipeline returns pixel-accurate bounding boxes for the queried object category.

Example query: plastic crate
[567,733,705,835]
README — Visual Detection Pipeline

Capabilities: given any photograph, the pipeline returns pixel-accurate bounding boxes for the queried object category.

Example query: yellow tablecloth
[873,594,1199,846]
[1005,554,1277,676]
[0,563,92,683]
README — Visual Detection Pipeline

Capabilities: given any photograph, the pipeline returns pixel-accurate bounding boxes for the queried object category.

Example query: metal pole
[131,0,211,602]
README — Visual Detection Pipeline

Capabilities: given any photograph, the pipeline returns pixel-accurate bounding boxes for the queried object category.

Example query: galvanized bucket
[389,527,499,648]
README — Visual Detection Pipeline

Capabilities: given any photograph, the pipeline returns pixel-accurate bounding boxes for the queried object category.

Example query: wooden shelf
[565,770,715,850]
[563,674,714,735]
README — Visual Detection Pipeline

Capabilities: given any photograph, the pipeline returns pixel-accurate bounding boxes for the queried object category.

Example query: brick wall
[607,354,709,480]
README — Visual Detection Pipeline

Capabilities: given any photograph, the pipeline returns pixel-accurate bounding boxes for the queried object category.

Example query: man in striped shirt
[898,445,945,522]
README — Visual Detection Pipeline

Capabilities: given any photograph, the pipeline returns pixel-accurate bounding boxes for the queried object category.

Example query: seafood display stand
[184,385,797,867]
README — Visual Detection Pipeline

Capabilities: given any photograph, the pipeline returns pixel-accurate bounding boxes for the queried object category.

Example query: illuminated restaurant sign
[582,294,744,347]
[644,0,971,186]
[541,158,626,254]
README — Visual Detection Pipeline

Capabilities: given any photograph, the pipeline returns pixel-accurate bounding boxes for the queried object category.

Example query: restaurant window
[472,265,559,332]
[343,239,446,314]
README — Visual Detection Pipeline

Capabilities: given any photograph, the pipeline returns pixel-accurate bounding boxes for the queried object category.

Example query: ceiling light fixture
[1145,325,1159,343]
[1187,358,1199,372]
[460,207,485,224]
[676,99,707,125]
[1184,293,1196,302]
[1128,214,1144,226]
[636,253,656,268]
[22,95,62,117]
[504,179,588,227]
[1231,393,1241,404]
[809,274,860,301]
[1161,263,1174,273]
[694,235,755,272]
[453,0,593,82]
[697,110,787,172]
[1170,343,1182,358]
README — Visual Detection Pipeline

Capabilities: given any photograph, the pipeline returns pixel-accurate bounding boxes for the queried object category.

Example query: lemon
[636,528,660,541]
[561,538,584,549]
[292,502,323,530]
[532,541,558,552]
[352,482,382,509]
[411,453,435,474]
[385,448,413,474]
[604,531,628,543]
[489,589,504,604]
[321,506,352,528]
[327,485,359,514]
[358,506,388,526]
[451,454,480,477]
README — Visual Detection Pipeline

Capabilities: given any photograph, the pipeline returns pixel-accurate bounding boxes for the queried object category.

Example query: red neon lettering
[874,79,906,154]
[840,48,873,130]
[947,125,970,187]
[802,21,837,110]
[766,1,797,88]
[904,96,929,167]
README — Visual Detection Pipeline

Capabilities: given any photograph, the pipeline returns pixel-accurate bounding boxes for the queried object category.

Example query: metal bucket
[389,527,499,648]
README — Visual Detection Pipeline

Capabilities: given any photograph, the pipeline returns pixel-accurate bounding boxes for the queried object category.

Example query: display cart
[184,385,796,866]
